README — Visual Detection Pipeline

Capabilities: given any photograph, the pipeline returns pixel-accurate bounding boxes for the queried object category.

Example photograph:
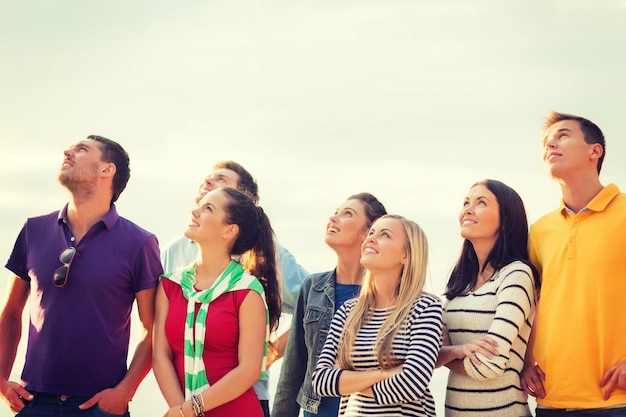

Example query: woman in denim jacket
[272,193,386,417]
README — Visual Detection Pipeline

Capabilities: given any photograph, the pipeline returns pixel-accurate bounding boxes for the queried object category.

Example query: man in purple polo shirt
[0,135,163,416]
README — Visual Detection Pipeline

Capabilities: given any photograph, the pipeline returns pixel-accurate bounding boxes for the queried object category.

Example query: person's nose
[191,207,201,217]
[462,204,474,215]
[63,148,74,159]
[545,136,557,150]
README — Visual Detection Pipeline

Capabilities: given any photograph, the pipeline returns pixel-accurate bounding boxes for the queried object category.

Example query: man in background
[161,160,308,417]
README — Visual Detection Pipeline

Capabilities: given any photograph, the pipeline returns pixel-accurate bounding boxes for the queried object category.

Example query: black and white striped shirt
[312,293,443,416]
[443,261,536,417]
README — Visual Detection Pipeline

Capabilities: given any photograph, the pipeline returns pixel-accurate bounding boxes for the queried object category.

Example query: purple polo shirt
[5,204,163,397]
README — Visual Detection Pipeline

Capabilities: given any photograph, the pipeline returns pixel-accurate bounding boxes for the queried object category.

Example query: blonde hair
[336,214,429,369]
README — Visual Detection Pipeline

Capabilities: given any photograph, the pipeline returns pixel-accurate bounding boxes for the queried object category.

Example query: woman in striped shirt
[437,179,540,417]
[312,214,444,417]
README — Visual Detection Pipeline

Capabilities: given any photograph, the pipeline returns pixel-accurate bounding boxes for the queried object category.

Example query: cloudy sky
[1,1,625,415]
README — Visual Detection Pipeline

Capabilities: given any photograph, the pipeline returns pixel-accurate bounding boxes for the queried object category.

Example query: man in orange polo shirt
[521,111,626,416]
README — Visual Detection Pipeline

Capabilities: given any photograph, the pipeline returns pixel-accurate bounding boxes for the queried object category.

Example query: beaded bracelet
[190,398,198,417]
[191,394,205,417]
[178,403,185,417]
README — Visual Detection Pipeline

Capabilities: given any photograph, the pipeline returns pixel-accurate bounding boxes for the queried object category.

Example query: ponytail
[241,206,281,333]
[222,188,282,334]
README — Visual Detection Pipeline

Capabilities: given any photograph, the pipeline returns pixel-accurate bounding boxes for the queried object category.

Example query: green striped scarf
[163,260,269,398]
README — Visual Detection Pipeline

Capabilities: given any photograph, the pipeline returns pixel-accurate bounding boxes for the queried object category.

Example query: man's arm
[79,287,157,413]
[276,245,308,314]
[520,301,545,398]
[0,275,32,414]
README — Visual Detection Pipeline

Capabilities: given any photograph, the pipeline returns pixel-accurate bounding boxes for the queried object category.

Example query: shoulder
[334,297,358,315]
[23,210,61,228]
[160,276,180,294]
[114,215,158,242]
[499,260,532,275]
[276,243,292,258]
[236,288,260,306]
[343,297,358,310]
[531,208,562,229]
[497,261,535,286]
[162,235,193,251]
[302,270,334,290]
[410,293,443,316]
[416,292,442,307]
[606,189,626,212]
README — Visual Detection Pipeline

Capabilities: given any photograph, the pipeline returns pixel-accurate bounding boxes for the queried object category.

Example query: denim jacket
[271,270,336,417]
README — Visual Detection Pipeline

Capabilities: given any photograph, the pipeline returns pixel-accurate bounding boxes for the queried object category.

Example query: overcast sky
[1,1,625,415]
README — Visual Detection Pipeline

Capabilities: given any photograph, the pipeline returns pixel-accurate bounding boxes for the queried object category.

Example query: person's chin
[184,227,198,240]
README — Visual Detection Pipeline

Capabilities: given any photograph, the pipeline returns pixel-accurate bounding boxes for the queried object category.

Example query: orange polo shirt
[529,183,626,408]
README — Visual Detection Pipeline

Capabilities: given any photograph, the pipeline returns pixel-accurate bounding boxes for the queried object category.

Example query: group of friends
[0,110,624,417]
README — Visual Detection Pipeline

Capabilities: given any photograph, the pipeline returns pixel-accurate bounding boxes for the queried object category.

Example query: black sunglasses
[53,247,76,288]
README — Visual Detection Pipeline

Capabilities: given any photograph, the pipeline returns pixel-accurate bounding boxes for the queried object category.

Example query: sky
[1,1,625,416]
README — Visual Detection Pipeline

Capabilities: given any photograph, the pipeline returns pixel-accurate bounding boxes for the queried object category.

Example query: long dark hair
[444,179,540,300]
[221,187,281,333]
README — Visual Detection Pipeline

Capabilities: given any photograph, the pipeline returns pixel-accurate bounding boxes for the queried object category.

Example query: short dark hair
[544,111,606,173]
[444,179,539,299]
[212,160,259,204]
[88,135,130,203]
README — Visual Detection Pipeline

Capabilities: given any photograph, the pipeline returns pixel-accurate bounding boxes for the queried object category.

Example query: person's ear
[101,163,116,176]
[590,143,603,161]
[223,224,239,240]
[400,252,407,265]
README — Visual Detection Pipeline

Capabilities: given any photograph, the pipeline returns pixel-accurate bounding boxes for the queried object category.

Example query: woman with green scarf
[153,187,281,417]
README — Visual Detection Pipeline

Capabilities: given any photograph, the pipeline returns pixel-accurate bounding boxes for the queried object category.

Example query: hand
[163,405,183,417]
[458,336,499,366]
[266,347,280,368]
[600,360,626,400]
[79,386,130,414]
[381,364,403,379]
[0,379,33,414]
[520,364,546,398]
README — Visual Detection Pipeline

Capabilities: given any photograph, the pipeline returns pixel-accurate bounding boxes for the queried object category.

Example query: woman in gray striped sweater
[312,214,444,417]
[436,179,540,417]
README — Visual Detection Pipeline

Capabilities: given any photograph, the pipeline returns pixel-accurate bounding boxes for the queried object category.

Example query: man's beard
[58,163,99,197]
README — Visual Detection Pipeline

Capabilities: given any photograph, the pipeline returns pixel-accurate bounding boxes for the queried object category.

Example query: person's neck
[471,243,490,272]
[558,175,603,213]
[194,248,233,290]
[335,248,364,285]
[66,193,112,244]
[372,271,401,309]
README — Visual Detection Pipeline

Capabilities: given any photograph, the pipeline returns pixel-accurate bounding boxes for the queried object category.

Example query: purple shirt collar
[57,202,120,230]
